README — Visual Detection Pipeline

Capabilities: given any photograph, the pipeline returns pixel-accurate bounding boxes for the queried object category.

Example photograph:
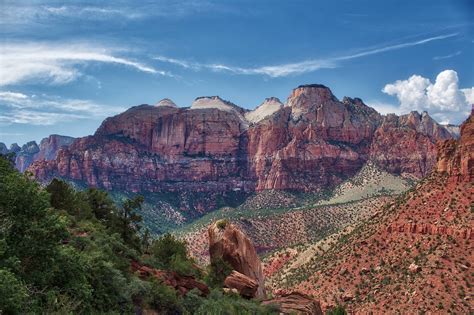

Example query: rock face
[27,84,453,205]
[35,135,75,161]
[245,97,283,123]
[223,270,258,298]
[155,98,178,108]
[15,141,40,172]
[436,112,473,181]
[369,111,452,178]
[0,135,74,172]
[208,220,266,298]
[262,291,323,315]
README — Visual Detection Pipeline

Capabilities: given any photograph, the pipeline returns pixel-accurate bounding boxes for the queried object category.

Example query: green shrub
[145,280,183,314]
[205,257,233,288]
[216,219,229,230]
[327,305,347,315]
[0,269,29,314]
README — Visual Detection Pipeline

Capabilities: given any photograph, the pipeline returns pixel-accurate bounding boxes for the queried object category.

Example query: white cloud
[461,87,474,104]
[0,42,165,86]
[382,70,472,124]
[155,33,458,77]
[0,91,125,125]
[433,50,462,60]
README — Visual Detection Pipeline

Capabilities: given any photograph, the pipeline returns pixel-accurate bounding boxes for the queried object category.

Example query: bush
[148,233,198,276]
[216,219,229,230]
[0,269,29,313]
[327,305,347,315]
[145,280,183,314]
[195,289,277,315]
[205,257,233,288]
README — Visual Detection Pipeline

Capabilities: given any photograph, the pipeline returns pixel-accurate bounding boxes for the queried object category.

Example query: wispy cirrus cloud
[0,42,166,86]
[155,33,459,77]
[0,1,228,26]
[0,91,125,125]
[433,50,462,60]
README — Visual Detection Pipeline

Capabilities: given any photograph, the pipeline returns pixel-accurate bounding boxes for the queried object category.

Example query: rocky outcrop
[27,84,454,205]
[15,141,40,172]
[208,220,266,298]
[245,97,283,123]
[369,111,452,178]
[223,270,258,298]
[1,135,74,172]
[131,261,209,296]
[155,98,178,108]
[262,291,323,315]
[248,86,384,191]
[35,135,75,161]
[436,113,473,181]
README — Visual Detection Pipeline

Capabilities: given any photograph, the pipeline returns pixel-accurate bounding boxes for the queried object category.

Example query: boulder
[208,220,266,298]
[224,270,258,298]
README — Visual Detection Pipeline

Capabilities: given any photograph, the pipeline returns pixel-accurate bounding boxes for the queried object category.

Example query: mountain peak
[296,83,330,89]
[245,97,283,123]
[155,98,177,108]
[191,96,245,114]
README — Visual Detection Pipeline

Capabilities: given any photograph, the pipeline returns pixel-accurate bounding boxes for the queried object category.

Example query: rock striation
[27,85,454,209]
[263,291,323,315]
[436,112,473,181]
[223,270,258,298]
[369,111,452,178]
[208,220,266,298]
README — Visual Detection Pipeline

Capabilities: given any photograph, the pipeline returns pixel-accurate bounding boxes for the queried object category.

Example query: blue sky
[0,0,473,146]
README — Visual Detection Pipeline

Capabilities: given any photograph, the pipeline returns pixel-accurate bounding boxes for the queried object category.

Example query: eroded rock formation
[223,270,258,298]
[0,135,74,172]
[26,85,455,210]
[436,112,473,181]
[208,220,266,298]
[262,291,323,315]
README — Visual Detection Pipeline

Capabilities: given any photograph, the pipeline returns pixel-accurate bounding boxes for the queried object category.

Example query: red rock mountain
[277,113,473,313]
[0,135,75,172]
[28,85,452,208]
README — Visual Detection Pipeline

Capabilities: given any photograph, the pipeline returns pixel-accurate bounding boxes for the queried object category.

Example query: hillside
[179,161,412,264]
[264,113,474,313]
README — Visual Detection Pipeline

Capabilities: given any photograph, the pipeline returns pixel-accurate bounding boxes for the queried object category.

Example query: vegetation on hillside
[0,155,276,314]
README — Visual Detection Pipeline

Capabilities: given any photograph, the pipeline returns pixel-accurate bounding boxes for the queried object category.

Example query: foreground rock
[208,220,266,298]
[223,270,258,298]
[263,291,323,315]
[131,261,209,296]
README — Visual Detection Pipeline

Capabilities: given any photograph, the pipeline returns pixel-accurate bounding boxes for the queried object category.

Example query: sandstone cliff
[27,85,454,209]
[0,135,74,172]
